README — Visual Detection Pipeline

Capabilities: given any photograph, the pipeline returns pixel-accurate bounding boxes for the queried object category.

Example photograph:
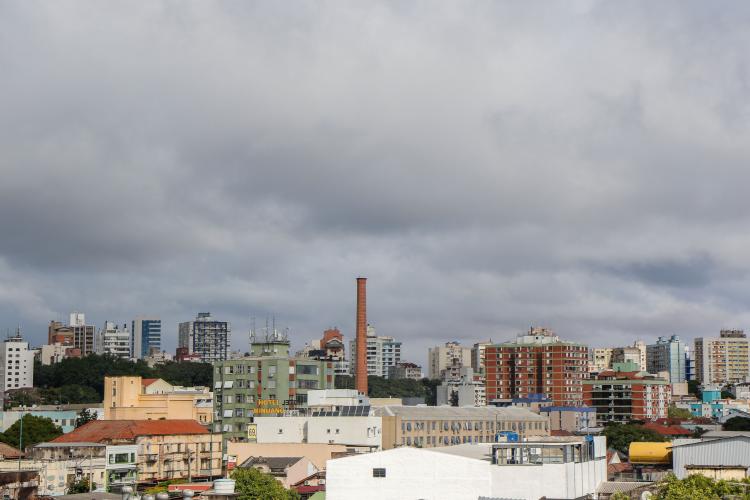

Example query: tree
[687,380,701,398]
[723,416,750,431]
[667,405,693,420]
[602,423,666,455]
[67,478,95,494]
[231,468,299,500]
[0,414,63,449]
[652,473,750,500]
[75,408,98,428]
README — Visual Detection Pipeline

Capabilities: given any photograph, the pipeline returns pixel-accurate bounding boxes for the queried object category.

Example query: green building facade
[213,338,334,443]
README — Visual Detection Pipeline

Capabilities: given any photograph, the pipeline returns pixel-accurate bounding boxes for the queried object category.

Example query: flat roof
[376,405,547,421]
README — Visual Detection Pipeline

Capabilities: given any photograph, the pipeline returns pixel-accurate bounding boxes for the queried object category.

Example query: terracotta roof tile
[51,420,208,443]
[141,378,159,386]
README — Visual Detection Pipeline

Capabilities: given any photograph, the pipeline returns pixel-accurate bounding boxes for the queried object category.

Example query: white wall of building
[0,336,34,392]
[255,416,381,448]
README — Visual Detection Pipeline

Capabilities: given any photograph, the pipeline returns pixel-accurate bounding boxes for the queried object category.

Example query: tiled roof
[141,378,160,386]
[642,422,692,436]
[51,420,208,443]
[0,443,23,458]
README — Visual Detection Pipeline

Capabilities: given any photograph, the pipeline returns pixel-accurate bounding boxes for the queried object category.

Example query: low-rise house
[238,456,317,489]
[326,436,607,500]
[48,419,222,486]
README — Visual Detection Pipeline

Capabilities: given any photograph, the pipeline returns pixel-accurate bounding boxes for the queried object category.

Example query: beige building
[104,376,213,424]
[428,342,472,379]
[227,442,350,471]
[695,330,750,384]
[49,420,222,484]
[590,348,613,372]
[378,405,549,450]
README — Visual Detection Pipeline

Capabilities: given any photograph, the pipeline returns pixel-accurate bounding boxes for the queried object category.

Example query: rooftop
[51,420,209,443]
[376,405,547,421]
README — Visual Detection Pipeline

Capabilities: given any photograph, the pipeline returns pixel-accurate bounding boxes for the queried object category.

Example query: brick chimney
[355,277,368,395]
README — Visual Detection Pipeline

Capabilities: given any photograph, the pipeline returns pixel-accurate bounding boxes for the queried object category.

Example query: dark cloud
[1,2,750,367]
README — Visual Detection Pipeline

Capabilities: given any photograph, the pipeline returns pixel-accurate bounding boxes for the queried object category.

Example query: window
[372,468,386,478]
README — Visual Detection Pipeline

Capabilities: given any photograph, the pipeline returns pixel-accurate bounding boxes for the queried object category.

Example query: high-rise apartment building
[178,312,230,363]
[0,331,35,392]
[590,348,613,373]
[428,341,472,380]
[646,335,686,383]
[484,327,589,406]
[633,340,647,372]
[48,321,74,346]
[98,321,132,358]
[132,317,162,360]
[348,325,401,378]
[612,347,642,367]
[694,330,750,385]
[213,332,334,443]
[69,312,95,355]
[583,368,670,425]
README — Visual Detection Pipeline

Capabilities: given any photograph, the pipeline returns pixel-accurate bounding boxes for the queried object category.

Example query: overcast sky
[2,1,750,367]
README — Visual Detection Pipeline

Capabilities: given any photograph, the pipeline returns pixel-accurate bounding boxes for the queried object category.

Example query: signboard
[247,424,257,443]
[255,399,284,415]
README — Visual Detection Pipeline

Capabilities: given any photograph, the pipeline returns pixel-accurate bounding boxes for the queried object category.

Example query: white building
[253,415,381,450]
[326,437,607,500]
[39,343,71,365]
[0,332,35,392]
[98,321,132,358]
[349,325,401,378]
[436,367,486,407]
[428,341,472,380]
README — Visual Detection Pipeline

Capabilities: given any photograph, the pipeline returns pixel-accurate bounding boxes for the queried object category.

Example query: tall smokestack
[355,277,368,395]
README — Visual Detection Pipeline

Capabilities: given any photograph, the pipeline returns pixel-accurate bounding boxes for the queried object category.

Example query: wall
[255,416,382,448]
[136,433,222,483]
[226,442,348,470]
[672,438,750,479]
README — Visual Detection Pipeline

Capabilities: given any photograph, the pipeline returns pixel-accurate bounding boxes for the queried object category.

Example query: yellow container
[628,442,671,464]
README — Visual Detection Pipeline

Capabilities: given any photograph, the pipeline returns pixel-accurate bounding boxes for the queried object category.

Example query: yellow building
[104,376,213,424]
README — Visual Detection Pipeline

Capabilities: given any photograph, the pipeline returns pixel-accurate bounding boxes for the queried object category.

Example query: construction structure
[355,277,367,395]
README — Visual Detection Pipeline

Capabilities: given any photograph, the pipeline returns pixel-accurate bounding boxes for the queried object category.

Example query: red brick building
[583,370,671,425]
[485,328,589,406]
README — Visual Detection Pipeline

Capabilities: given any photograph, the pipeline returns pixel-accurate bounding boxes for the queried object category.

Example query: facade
[485,328,589,406]
[633,340,647,372]
[539,406,596,433]
[39,343,80,365]
[98,321,131,358]
[471,340,493,376]
[612,347,642,367]
[27,442,107,495]
[103,376,213,424]
[387,362,422,380]
[647,335,686,383]
[179,312,230,363]
[348,325,401,378]
[583,369,670,425]
[69,312,96,355]
[326,437,607,500]
[47,320,74,346]
[297,328,349,376]
[48,419,222,485]
[694,330,750,385]
[132,317,162,360]
[377,405,549,449]
[0,332,35,393]
[253,415,381,449]
[1,405,104,433]
[238,455,317,490]
[212,335,335,443]
[428,341,472,380]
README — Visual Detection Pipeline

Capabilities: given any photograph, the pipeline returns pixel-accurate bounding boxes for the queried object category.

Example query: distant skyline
[2,2,750,369]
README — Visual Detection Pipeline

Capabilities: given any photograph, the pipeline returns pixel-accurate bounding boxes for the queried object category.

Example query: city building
[377,405,549,449]
[1,404,104,433]
[132,317,162,360]
[694,330,750,385]
[387,362,422,380]
[435,366,486,407]
[38,343,80,365]
[103,376,213,424]
[612,347,642,367]
[428,341,472,380]
[143,348,174,367]
[179,312,231,363]
[539,406,597,434]
[175,347,203,363]
[252,412,381,450]
[212,331,335,443]
[583,368,671,425]
[47,419,222,485]
[0,331,35,392]
[348,325,401,379]
[485,327,589,406]
[237,455,317,490]
[98,321,131,358]
[590,348,613,372]
[47,320,74,346]
[684,385,750,419]
[647,335,686,383]
[633,340,647,372]
[471,340,493,376]
[69,312,96,356]
[297,328,349,376]
[326,437,607,500]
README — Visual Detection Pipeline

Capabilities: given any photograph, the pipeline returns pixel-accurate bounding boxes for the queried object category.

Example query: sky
[2,1,750,368]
